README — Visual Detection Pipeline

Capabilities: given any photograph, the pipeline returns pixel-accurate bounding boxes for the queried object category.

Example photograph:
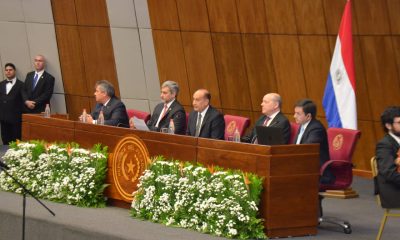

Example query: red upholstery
[127,109,151,124]
[224,115,250,140]
[289,122,300,144]
[320,128,361,191]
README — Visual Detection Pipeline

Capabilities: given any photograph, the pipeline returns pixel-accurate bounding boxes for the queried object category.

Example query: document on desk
[133,117,149,131]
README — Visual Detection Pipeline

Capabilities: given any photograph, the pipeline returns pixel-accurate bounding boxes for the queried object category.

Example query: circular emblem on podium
[112,134,150,202]
[332,134,344,151]
[226,121,237,135]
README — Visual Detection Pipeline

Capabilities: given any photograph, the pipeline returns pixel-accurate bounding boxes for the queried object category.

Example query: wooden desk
[22,114,320,238]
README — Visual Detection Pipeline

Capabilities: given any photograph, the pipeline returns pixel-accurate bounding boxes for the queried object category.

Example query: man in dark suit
[294,99,335,184]
[143,80,186,134]
[82,80,129,127]
[0,63,24,145]
[375,106,400,208]
[186,89,225,140]
[22,55,55,113]
[242,93,291,144]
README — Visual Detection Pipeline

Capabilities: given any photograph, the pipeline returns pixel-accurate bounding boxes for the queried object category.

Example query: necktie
[160,104,168,119]
[296,125,305,144]
[6,80,12,84]
[195,112,202,137]
[32,73,39,89]
[263,116,271,126]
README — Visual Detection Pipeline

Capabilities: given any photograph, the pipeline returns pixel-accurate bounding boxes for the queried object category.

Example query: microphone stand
[0,165,56,240]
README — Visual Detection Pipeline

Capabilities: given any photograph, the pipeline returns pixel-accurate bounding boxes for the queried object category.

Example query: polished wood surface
[22,114,320,238]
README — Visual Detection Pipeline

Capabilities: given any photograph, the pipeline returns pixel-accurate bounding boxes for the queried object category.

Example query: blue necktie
[32,73,39,89]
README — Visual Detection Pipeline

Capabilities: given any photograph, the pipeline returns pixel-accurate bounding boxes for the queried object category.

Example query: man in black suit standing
[22,55,55,113]
[143,80,186,134]
[186,89,225,140]
[375,106,400,208]
[82,80,129,127]
[242,93,291,144]
[0,63,24,145]
[294,99,334,184]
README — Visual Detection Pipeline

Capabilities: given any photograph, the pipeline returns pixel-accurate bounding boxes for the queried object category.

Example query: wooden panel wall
[51,0,118,121]
[148,0,400,172]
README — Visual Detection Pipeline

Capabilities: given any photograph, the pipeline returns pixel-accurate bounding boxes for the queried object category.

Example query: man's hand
[25,100,36,109]
[129,118,136,129]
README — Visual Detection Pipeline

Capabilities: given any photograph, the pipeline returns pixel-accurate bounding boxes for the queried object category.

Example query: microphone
[0,161,9,170]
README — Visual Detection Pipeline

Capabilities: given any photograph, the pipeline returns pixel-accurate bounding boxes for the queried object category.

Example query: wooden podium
[22,114,320,238]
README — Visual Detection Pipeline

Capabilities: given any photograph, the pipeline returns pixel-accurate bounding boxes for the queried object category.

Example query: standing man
[242,93,291,144]
[293,99,334,184]
[186,89,225,140]
[375,106,400,208]
[144,80,186,134]
[0,63,24,145]
[82,80,129,127]
[22,55,55,113]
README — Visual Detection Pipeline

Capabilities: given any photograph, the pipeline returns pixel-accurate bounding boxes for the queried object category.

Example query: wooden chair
[371,156,400,240]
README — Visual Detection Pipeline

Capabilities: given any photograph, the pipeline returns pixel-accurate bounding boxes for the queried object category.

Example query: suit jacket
[242,112,291,144]
[375,134,400,208]
[0,79,24,123]
[91,96,129,127]
[22,71,55,113]
[147,100,186,134]
[295,119,335,184]
[186,106,225,140]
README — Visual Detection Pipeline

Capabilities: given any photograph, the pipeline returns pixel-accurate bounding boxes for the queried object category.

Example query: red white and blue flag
[322,0,357,130]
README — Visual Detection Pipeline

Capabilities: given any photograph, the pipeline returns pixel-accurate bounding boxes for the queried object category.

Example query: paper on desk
[133,117,149,131]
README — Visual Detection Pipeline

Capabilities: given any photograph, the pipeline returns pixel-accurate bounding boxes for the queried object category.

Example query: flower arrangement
[131,156,266,239]
[0,140,108,207]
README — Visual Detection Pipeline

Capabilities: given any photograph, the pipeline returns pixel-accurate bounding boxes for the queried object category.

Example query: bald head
[261,93,282,116]
[192,89,211,112]
[33,54,46,71]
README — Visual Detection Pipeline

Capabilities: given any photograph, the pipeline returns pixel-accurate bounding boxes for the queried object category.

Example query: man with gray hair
[242,93,291,144]
[82,80,129,127]
[144,80,186,134]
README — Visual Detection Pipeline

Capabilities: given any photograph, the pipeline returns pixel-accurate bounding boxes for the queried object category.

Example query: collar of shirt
[389,132,400,145]
[301,120,311,131]
[6,77,16,84]
[165,99,175,109]
[35,69,45,79]
[199,105,210,119]
[266,111,280,126]
[103,98,111,107]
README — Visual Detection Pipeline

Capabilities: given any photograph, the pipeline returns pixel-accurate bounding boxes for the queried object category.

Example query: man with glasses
[375,106,400,208]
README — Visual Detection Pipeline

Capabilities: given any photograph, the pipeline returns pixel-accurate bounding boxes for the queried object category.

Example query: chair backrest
[327,128,361,162]
[289,122,299,144]
[224,114,250,140]
[371,156,382,206]
[127,109,151,124]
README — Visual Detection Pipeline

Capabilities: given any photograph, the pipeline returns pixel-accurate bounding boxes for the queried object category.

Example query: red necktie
[160,104,168,119]
[263,116,271,126]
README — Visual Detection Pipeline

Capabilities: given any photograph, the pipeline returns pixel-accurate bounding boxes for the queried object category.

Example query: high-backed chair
[289,122,299,144]
[127,109,151,124]
[319,128,361,234]
[224,115,250,140]
[371,156,400,240]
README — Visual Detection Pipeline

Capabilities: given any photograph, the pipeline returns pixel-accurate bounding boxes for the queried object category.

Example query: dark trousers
[0,121,21,145]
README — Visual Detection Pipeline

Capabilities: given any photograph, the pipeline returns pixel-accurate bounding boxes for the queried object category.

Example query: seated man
[375,106,400,208]
[186,89,225,140]
[242,93,291,144]
[82,80,129,127]
[294,99,334,184]
[141,80,186,134]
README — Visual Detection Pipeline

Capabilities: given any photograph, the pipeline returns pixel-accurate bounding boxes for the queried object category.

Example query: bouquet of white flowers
[131,156,266,239]
[0,140,108,207]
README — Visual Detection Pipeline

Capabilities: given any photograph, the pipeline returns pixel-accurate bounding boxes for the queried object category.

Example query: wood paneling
[64,95,91,121]
[55,25,87,96]
[360,36,400,121]
[51,0,77,25]
[387,0,400,34]
[322,0,350,35]
[181,32,221,108]
[353,0,390,35]
[293,0,326,34]
[176,0,209,31]
[241,34,277,110]
[152,30,191,106]
[75,0,109,26]
[270,35,306,113]
[236,0,267,33]
[299,36,331,118]
[391,37,400,84]
[147,0,180,30]
[264,0,297,34]
[206,0,240,33]
[212,33,251,110]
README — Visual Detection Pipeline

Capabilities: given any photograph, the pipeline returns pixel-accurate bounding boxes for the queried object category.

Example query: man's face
[192,90,209,112]
[294,106,311,125]
[94,86,107,103]
[5,66,16,79]
[160,86,175,103]
[261,94,278,116]
[387,117,400,137]
[33,55,45,71]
